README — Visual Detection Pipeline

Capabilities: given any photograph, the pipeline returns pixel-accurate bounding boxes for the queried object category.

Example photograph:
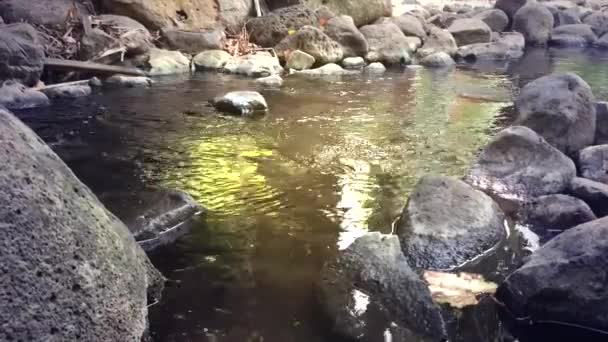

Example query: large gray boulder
[519,194,596,238]
[381,14,427,39]
[549,23,597,46]
[0,23,44,87]
[513,2,555,45]
[319,233,447,341]
[0,107,164,341]
[275,25,343,64]
[0,0,91,26]
[396,175,506,270]
[568,177,608,217]
[578,145,608,184]
[302,0,391,27]
[223,52,284,76]
[448,18,493,46]
[0,81,49,109]
[596,102,608,144]
[417,25,458,58]
[583,10,608,36]
[160,28,226,54]
[360,23,413,65]
[324,15,369,58]
[495,0,528,22]
[514,73,596,154]
[497,216,608,332]
[553,7,583,26]
[466,126,576,200]
[456,32,525,61]
[212,91,268,116]
[473,9,509,32]
[193,50,233,71]
[595,31,608,48]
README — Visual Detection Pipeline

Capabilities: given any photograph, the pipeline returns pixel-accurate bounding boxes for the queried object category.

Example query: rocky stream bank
[3,0,608,341]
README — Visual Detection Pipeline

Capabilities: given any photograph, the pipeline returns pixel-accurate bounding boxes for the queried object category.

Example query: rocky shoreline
[2,0,608,341]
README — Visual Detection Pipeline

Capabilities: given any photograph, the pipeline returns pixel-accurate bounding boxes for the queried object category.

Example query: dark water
[18,48,608,342]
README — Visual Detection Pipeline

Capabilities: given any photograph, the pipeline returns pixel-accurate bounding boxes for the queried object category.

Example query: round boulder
[514,72,596,154]
[420,51,455,68]
[519,194,596,238]
[549,24,597,46]
[319,233,447,341]
[212,91,268,116]
[275,26,343,65]
[568,177,608,217]
[0,23,44,87]
[396,175,506,270]
[473,9,509,32]
[448,18,493,46]
[286,50,316,70]
[417,25,458,58]
[583,10,608,36]
[578,145,608,184]
[513,3,555,45]
[466,126,576,200]
[193,50,233,71]
[324,15,369,58]
[495,0,528,22]
[359,22,413,65]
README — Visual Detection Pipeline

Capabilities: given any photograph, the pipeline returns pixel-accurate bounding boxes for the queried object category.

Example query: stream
[17,47,608,342]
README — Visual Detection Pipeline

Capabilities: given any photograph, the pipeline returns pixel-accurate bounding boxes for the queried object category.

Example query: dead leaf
[424,271,497,309]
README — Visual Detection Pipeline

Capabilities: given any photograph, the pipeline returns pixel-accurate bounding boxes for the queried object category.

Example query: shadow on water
[15,48,608,342]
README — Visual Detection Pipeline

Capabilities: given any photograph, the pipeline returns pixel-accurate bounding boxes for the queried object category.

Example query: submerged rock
[223,52,283,77]
[0,107,163,341]
[286,50,316,70]
[360,23,413,65]
[497,216,608,332]
[514,73,596,154]
[324,15,369,58]
[193,50,233,71]
[519,194,596,238]
[295,63,358,76]
[578,145,608,184]
[0,81,49,109]
[255,74,284,87]
[396,175,506,270]
[147,48,191,76]
[0,23,44,87]
[466,126,576,200]
[568,177,608,217]
[275,26,343,65]
[420,51,455,68]
[513,3,555,45]
[212,91,268,116]
[448,18,492,46]
[319,233,447,342]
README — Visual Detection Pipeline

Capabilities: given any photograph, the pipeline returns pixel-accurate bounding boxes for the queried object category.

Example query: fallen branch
[44,58,146,76]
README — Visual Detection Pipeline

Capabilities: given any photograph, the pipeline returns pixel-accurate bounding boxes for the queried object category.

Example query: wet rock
[304,0,391,27]
[553,7,583,26]
[583,10,608,36]
[341,56,365,69]
[380,14,427,39]
[295,63,357,76]
[147,48,191,76]
[515,73,596,154]
[160,28,226,54]
[0,107,163,341]
[223,52,284,76]
[417,26,458,58]
[286,50,316,70]
[0,23,44,87]
[255,74,284,87]
[473,9,509,32]
[275,26,343,65]
[568,177,608,217]
[595,31,608,48]
[455,32,526,61]
[549,24,597,46]
[324,15,369,58]
[497,216,608,332]
[578,145,608,184]
[104,75,154,88]
[360,23,413,65]
[110,188,204,252]
[396,175,506,270]
[247,5,329,47]
[495,0,528,22]
[448,18,493,46]
[364,62,386,74]
[193,50,232,71]
[596,102,608,144]
[0,81,49,109]
[42,84,92,99]
[466,126,576,200]
[212,91,268,115]
[420,51,455,68]
[427,12,460,29]
[513,3,555,45]
[99,0,252,32]
[319,233,447,342]
[0,0,91,26]
[519,194,596,237]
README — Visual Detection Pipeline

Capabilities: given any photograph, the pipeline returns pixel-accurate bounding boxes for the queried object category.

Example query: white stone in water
[295,63,358,76]
[147,48,191,76]
[104,75,153,88]
[212,91,268,116]
[255,75,283,87]
[364,62,386,74]
[286,50,316,70]
[192,50,232,70]
[342,57,366,69]
[223,52,283,77]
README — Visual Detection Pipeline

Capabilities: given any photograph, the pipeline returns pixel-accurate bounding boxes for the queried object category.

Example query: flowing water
[18,48,608,342]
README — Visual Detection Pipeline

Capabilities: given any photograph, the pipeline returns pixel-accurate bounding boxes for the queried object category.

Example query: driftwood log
[44,58,146,76]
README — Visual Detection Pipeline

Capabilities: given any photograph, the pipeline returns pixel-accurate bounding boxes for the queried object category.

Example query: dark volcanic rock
[513,3,555,45]
[319,233,447,342]
[212,91,268,115]
[0,81,49,109]
[275,25,343,64]
[495,0,528,22]
[466,126,576,200]
[0,23,44,86]
[417,25,458,58]
[498,216,608,332]
[0,107,164,341]
[519,194,596,237]
[515,72,596,155]
[568,177,608,217]
[396,175,506,270]
[324,15,369,58]
[578,145,608,184]
[0,0,91,26]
